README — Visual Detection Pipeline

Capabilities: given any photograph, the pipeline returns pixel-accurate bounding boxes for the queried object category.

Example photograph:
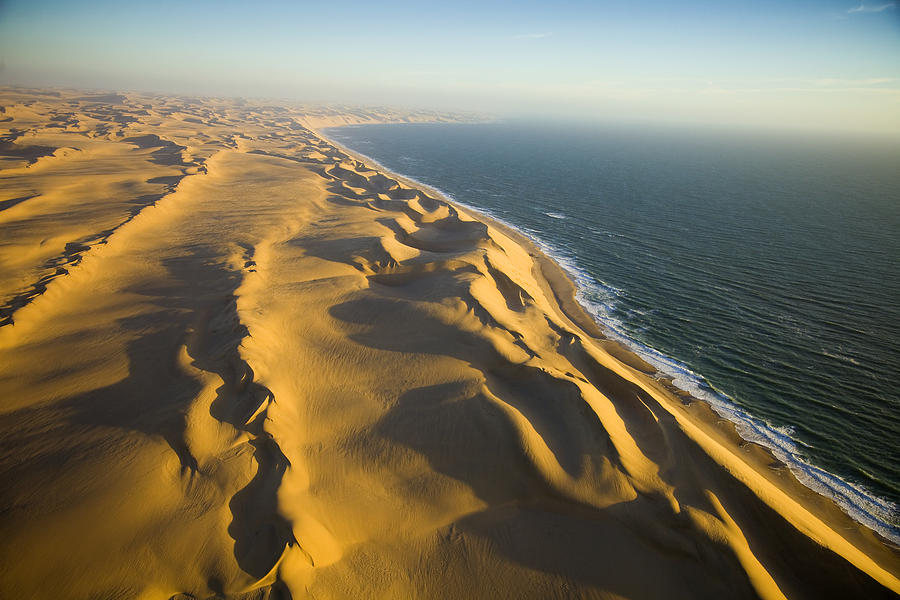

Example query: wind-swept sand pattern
[0,88,898,599]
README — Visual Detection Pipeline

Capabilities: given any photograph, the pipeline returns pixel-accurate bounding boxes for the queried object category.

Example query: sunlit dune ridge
[0,88,897,599]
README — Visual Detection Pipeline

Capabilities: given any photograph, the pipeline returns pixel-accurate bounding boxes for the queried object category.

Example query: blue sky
[1,0,898,132]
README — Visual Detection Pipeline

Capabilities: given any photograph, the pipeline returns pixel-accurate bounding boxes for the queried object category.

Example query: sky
[1,0,898,134]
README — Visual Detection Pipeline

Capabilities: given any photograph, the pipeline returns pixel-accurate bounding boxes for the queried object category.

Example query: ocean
[323,121,900,542]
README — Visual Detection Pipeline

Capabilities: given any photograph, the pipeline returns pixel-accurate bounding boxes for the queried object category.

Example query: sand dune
[0,88,897,599]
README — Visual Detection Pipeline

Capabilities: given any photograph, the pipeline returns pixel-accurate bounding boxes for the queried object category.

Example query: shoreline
[313,123,900,576]
[2,88,898,597]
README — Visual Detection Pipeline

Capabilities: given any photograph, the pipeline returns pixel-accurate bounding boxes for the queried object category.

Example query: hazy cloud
[847,2,896,13]
[812,77,896,86]
[513,32,553,39]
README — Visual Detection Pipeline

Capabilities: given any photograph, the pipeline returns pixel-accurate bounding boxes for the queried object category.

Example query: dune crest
[0,88,897,599]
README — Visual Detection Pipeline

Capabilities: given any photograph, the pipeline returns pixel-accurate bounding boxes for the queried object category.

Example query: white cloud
[848,2,896,13]
[513,32,553,39]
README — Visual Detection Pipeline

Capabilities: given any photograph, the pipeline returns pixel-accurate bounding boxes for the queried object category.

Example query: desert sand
[0,87,897,599]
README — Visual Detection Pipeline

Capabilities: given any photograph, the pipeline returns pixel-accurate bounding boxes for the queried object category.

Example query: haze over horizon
[2,2,900,597]
[1,0,899,134]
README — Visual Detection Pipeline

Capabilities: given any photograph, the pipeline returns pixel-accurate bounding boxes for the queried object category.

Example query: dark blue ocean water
[323,121,900,541]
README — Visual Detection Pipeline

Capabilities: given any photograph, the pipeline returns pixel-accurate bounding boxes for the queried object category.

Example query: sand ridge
[0,87,898,599]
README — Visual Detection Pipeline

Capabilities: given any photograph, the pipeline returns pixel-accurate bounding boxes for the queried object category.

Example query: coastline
[312,124,900,579]
[1,88,898,598]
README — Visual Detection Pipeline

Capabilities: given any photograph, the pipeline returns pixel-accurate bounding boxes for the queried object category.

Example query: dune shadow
[0,180,187,328]
[0,244,294,590]
[331,280,623,475]
[375,381,537,504]
[0,136,57,165]
[371,380,753,598]
[336,282,897,599]
[370,370,892,598]
[124,134,191,167]
[293,234,386,270]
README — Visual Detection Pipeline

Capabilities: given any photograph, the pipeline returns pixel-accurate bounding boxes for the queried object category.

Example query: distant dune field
[0,88,897,599]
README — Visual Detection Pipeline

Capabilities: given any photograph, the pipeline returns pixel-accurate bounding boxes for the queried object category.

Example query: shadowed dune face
[0,88,898,600]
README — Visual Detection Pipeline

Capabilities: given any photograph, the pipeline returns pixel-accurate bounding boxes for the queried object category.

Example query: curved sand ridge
[0,89,898,599]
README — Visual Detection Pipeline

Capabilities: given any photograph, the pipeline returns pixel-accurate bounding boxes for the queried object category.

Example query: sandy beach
[0,88,898,599]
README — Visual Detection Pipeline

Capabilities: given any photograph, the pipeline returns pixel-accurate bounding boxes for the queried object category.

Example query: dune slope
[0,89,898,599]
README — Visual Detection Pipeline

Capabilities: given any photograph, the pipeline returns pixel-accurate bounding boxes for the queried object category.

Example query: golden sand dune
[0,88,897,599]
